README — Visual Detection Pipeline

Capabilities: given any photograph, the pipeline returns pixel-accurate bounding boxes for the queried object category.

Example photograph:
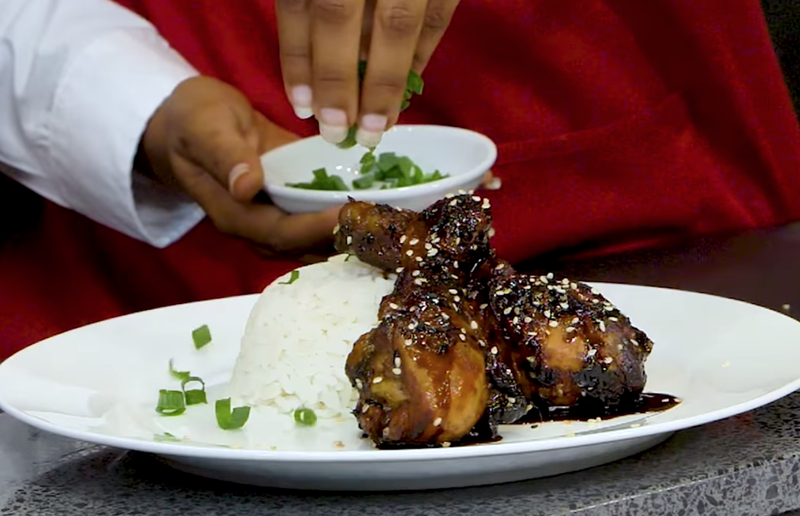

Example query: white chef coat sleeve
[0,0,206,248]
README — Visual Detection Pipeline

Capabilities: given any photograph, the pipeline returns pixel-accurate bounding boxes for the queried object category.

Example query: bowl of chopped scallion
[261,125,497,214]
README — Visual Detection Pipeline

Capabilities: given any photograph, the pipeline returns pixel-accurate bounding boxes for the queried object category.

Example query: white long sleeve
[0,0,205,247]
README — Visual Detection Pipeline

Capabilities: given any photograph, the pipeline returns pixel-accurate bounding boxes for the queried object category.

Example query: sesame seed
[449,289,458,295]
[392,368,402,375]
[604,357,613,364]
[408,322,417,330]
[488,228,496,238]
[414,278,423,285]
[346,235,353,245]
[449,199,459,206]
[425,243,432,250]
[442,442,451,448]
[512,316,519,324]
[571,317,579,324]
[373,376,383,384]
[432,237,440,244]
[333,224,340,235]
[415,256,423,262]
[433,417,443,427]
[355,378,363,389]
[587,348,597,358]
[460,327,467,334]
[389,303,399,309]
[442,313,450,320]
[631,339,639,347]
[362,405,369,413]
[394,357,401,367]
[491,346,499,355]
[400,235,407,244]
[471,321,478,330]
[608,317,618,322]
[598,321,606,332]
[453,261,459,269]
[540,275,548,283]
[503,307,512,315]
[566,327,576,333]
[459,334,466,341]
[455,237,461,246]
[547,273,554,280]
[571,282,578,289]
[560,302,569,310]
[591,288,599,294]
[405,339,413,346]
[412,270,420,277]
[480,303,488,310]
[543,310,551,318]
[478,340,487,347]
[524,317,533,323]
[406,250,413,256]
[396,267,404,273]
[495,263,505,270]
[592,299,599,304]
[482,198,491,209]
[410,238,419,245]
[548,320,558,327]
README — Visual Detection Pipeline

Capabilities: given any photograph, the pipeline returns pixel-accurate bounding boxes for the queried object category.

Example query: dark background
[762,0,800,115]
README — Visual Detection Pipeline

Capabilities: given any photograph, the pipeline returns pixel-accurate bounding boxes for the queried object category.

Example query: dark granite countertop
[3,224,800,516]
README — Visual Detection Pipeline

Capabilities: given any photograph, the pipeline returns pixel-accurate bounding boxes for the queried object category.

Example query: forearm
[0,0,204,247]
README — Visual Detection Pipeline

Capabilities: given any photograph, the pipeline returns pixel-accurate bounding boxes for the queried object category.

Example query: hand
[276,0,459,147]
[138,76,340,258]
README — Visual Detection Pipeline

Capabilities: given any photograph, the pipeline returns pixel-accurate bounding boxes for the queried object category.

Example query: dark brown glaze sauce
[520,392,681,424]
[364,393,681,448]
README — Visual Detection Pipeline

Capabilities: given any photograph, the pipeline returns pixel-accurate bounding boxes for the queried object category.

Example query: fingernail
[318,108,349,144]
[228,163,249,193]
[291,85,314,119]
[356,114,387,148]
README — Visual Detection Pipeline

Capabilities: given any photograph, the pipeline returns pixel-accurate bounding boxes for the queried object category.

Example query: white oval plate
[1,284,799,491]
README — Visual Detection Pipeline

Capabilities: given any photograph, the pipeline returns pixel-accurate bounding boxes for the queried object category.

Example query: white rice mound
[229,254,395,420]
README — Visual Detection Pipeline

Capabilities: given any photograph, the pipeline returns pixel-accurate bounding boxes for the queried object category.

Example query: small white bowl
[261,125,497,213]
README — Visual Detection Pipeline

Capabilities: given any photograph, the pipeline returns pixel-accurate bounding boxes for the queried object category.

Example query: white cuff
[43,28,204,248]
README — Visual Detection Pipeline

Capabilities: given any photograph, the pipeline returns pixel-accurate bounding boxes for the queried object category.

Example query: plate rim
[2,283,799,463]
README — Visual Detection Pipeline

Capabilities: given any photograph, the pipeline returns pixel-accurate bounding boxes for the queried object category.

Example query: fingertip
[229,162,265,201]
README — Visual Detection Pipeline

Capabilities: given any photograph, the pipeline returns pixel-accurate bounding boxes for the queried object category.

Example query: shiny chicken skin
[345,266,490,447]
[334,194,494,275]
[484,263,654,417]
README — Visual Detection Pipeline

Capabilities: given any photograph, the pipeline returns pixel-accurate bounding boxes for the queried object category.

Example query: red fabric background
[2,0,799,359]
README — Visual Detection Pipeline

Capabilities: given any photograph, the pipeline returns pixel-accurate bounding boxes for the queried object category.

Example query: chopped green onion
[294,407,317,427]
[154,432,180,442]
[169,359,191,382]
[353,174,376,190]
[215,398,251,430]
[280,270,300,285]
[192,324,212,350]
[181,376,208,405]
[156,389,186,416]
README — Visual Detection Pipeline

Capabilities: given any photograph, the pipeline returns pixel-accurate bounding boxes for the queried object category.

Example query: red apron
[2,0,799,359]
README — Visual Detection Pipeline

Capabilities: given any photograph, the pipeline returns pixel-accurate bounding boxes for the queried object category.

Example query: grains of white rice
[228,254,395,420]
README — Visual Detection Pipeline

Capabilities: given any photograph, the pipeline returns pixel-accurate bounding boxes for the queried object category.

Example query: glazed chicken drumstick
[335,194,657,447]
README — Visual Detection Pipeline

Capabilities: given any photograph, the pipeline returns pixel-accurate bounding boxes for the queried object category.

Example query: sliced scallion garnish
[192,324,212,350]
[280,270,300,285]
[181,376,208,405]
[156,389,186,416]
[169,359,191,382]
[215,398,251,430]
[294,407,317,427]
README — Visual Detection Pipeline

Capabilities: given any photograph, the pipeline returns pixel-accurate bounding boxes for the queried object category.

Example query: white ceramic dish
[1,284,799,491]
[261,125,497,213]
